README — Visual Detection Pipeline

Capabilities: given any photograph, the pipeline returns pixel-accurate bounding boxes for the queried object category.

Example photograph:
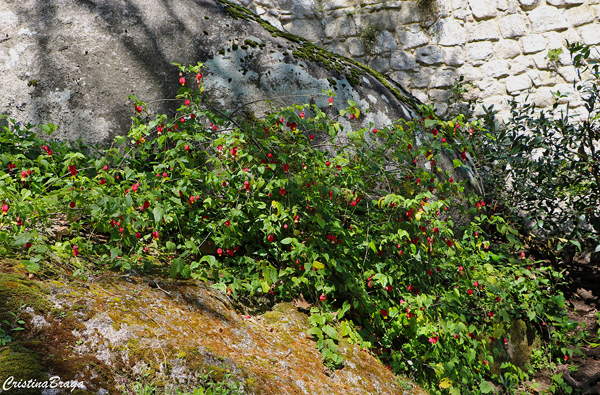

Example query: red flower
[143,201,150,210]
[283,164,289,172]
[300,111,305,119]
[1,203,8,214]
[189,196,195,204]
[267,234,275,242]
[225,221,230,227]
[152,231,159,240]
[309,134,314,141]
[70,202,76,208]
[68,165,77,177]
[179,77,185,85]
[280,188,286,196]
[467,289,473,296]
[25,242,32,249]
[135,232,141,239]
[320,293,326,301]
[8,163,15,171]
[131,182,139,193]
[196,73,202,81]
[325,161,330,166]
[217,248,223,256]
[328,97,333,106]
[428,335,439,344]
[372,128,377,134]
[231,147,238,157]
[184,99,190,106]
[185,144,190,151]
[73,245,79,257]
[350,200,356,207]
[380,309,388,318]
[135,105,142,113]
[99,178,106,185]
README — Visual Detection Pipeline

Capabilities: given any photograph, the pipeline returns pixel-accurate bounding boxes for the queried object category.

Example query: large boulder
[0,0,420,146]
[0,261,428,394]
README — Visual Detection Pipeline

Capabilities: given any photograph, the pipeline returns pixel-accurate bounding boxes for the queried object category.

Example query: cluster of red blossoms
[41,145,53,156]
[68,165,77,177]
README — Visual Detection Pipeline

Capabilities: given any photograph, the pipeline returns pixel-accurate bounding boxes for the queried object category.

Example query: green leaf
[166,241,176,252]
[307,327,323,339]
[338,301,351,320]
[322,324,338,340]
[281,237,293,245]
[110,247,121,261]
[153,206,163,225]
[12,232,33,247]
[480,381,493,393]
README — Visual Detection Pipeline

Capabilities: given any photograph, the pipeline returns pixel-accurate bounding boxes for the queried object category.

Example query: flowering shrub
[0,63,572,394]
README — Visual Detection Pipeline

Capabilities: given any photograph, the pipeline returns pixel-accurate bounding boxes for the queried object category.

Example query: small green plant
[547,48,563,71]
[0,301,27,345]
[359,25,378,54]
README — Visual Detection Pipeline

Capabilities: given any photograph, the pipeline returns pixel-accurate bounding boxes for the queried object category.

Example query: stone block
[564,5,596,27]
[526,70,556,87]
[390,50,417,70]
[578,24,600,45]
[477,78,506,96]
[505,74,532,94]
[287,19,323,43]
[528,6,570,33]
[433,18,467,46]
[348,37,366,57]
[531,52,551,70]
[467,20,501,42]
[468,0,498,20]
[430,69,458,88]
[494,39,522,59]
[370,56,390,73]
[416,45,444,65]
[410,89,428,103]
[520,34,547,54]
[370,30,397,55]
[465,41,494,64]
[397,26,430,49]
[480,60,510,78]
[498,14,529,38]
[395,2,427,24]
[453,0,469,10]
[518,0,540,9]
[558,66,578,83]
[561,28,582,50]
[509,55,534,74]
[547,0,584,5]
[362,11,396,32]
[412,68,432,88]
[458,64,484,82]
[324,16,358,38]
[552,83,579,104]
[442,46,465,66]
[530,86,557,107]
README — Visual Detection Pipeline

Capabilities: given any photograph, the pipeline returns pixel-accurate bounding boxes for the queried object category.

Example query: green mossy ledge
[216,0,422,112]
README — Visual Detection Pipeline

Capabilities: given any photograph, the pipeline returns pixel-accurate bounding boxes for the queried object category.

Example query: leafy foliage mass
[2,44,597,394]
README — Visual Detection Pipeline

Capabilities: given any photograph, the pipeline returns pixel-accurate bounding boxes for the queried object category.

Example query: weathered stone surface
[558,66,578,83]
[468,0,498,20]
[518,0,540,10]
[458,63,484,82]
[528,6,570,33]
[395,2,427,24]
[465,41,494,64]
[530,86,557,107]
[286,18,323,42]
[547,0,585,5]
[362,10,396,32]
[0,264,430,395]
[531,51,552,69]
[480,60,510,78]
[397,25,430,49]
[370,56,390,73]
[347,37,366,56]
[433,18,467,46]
[494,39,522,59]
[416,45,444,65]
[476,78,506,96]
[467,20,501,42]
[371,30,397,54]
[578,24,600,45]
[506,74,533,94]
[390,50,417,70]
[527,69,555,87]
[324,16,358,38]
[498,14,529,38]
[0,0,419,145]
[564,5,596,27]
[442,46,465,66]
[520,34,548,54]
[430,69,458,88]
[509,55,534,75]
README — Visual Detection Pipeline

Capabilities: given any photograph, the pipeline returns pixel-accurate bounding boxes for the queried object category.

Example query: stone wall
[233,0,600,119]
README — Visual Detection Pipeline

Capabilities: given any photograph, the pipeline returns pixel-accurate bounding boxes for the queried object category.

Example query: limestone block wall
[232,0,600,119]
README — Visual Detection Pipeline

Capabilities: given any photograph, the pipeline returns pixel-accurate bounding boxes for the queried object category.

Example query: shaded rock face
[0,262,428,394]
[0,0,419,146]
